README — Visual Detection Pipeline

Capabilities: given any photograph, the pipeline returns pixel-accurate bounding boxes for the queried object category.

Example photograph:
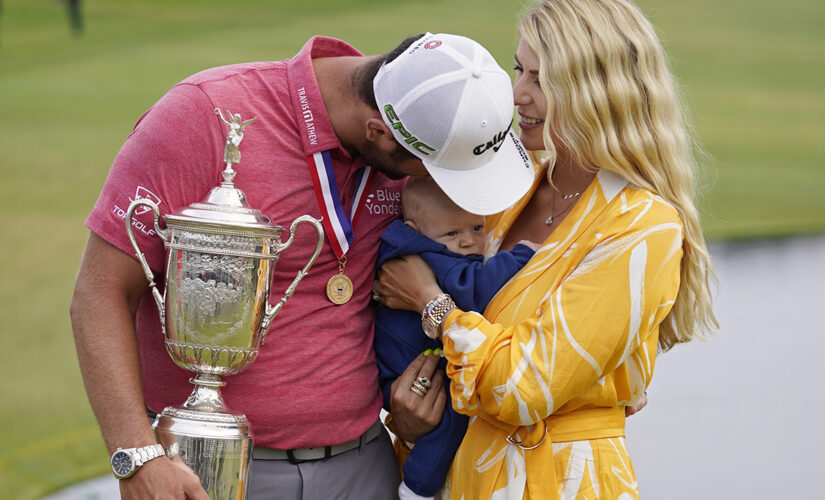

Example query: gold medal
[326,272,353,304]
[326,257,353,304]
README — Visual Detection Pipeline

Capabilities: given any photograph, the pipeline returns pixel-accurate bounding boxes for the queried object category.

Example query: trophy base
[154,407,252,500]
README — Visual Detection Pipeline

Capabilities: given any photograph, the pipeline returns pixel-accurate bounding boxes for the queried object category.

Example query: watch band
[111,443,165,480]
[134,444,165,466]
[422,293,457,339]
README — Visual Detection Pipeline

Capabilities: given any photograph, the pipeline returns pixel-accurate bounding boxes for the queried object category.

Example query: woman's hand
[517,239,541,251]
[376,255,443,312]
[389,352,447,442]
[625,392,648,416]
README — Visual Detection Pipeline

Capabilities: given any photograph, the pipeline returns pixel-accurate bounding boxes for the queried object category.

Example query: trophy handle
[260,215,324,344]
[125,199,168,315]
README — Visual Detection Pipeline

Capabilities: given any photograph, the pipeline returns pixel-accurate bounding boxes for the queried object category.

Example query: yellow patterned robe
[440,168,683,499]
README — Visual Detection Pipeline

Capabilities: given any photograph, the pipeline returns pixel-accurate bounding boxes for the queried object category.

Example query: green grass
[0,0,823,497]
[637,0,825,237]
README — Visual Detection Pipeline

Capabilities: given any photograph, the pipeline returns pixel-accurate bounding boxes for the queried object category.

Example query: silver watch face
[111,450,135,478]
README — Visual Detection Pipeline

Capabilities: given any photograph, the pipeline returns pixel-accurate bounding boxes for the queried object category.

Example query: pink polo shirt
[86,37,405,449]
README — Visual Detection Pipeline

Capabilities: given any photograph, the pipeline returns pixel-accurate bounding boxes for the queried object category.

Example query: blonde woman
[377,0,717,498]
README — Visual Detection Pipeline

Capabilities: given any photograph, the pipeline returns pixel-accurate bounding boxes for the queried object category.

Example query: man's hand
[119,457,209,500]
[389,352,447,442]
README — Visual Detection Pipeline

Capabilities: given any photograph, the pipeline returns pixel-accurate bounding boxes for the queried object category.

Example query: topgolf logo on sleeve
[129,186,163,215]
[110,185,163,237]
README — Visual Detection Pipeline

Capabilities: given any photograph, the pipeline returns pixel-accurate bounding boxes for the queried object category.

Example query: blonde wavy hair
[520,0,717,350]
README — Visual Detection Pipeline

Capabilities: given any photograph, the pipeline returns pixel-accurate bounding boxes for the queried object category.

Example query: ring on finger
[410,385,427,397]
[416,376,432,388]
[412,380,430,394]
[371,280,382,302]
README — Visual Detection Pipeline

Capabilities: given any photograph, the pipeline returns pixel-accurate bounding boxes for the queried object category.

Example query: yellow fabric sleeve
[441,203,683,427]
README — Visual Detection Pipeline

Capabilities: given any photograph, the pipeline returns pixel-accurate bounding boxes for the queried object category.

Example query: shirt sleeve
[85,83,224,272]
[420,244,535,312]
[440,208,684,426]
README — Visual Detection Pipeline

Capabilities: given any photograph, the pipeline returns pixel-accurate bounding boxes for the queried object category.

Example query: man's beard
[359,140,418,180]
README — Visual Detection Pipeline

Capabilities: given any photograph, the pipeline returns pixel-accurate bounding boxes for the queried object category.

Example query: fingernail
[424,349,432,355]
[433,348,441,356]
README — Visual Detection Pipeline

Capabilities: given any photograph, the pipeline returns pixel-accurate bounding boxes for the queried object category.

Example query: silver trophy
[125,109,324,499]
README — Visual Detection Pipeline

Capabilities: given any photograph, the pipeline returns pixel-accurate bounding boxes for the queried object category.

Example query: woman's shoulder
[610,184,683,231]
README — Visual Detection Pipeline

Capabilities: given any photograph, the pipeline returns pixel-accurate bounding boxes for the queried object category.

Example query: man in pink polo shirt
[71,33,533,499]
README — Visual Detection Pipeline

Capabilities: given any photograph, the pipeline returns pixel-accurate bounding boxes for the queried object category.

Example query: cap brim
[423,130,535,215]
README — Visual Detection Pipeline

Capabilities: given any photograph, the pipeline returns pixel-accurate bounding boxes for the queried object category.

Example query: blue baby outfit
[374,220,535,496]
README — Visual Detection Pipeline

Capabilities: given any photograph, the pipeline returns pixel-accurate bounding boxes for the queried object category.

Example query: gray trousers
[247,426,400,499]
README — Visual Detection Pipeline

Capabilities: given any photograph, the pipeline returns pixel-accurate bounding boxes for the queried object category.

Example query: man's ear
[365,117,397,152]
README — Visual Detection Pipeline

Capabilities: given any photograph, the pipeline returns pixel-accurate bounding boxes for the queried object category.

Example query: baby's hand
[518,240,541,251]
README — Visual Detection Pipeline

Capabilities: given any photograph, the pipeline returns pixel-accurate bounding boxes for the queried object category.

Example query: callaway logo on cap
[374,33,535,216]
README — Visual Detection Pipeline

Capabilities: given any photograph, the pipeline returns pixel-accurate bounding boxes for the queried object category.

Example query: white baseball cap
[374,33,535,215]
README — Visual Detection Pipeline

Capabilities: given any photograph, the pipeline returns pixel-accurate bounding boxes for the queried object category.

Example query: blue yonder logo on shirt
[364,188,401,216]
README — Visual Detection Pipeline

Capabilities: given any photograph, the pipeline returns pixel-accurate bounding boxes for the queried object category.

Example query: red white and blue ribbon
[306,150,375,258]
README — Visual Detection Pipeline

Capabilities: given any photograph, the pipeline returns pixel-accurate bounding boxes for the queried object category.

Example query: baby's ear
[404,220,420,232]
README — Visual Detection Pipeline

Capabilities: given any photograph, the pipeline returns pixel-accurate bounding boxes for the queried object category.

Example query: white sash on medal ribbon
[306,150,374,258]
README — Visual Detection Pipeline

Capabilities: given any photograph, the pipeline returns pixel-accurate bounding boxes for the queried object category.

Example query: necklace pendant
[545,215,553,225]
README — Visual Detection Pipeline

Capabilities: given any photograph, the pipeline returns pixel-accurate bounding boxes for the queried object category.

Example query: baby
[374,177,538,500]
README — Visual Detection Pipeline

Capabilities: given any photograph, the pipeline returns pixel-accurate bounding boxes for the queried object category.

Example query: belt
[547,407,625,443]
[479,407,626,448]
[252,419,384,464]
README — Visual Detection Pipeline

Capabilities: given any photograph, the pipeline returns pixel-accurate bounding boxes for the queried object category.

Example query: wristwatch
[110,444,165,479]
[421,293,457,339]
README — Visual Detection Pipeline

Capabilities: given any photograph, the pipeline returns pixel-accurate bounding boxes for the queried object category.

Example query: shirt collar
[287,36,364,158]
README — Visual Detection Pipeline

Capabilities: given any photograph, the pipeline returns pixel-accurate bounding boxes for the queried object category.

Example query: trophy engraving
[125,110,324,499]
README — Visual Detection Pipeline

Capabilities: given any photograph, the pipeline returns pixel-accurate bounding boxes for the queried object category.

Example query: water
[44,236,825,499]
[627,236,825,500]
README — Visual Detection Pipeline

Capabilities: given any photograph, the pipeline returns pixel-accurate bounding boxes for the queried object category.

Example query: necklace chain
[544,169,596,226]
[545,190,582,225]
